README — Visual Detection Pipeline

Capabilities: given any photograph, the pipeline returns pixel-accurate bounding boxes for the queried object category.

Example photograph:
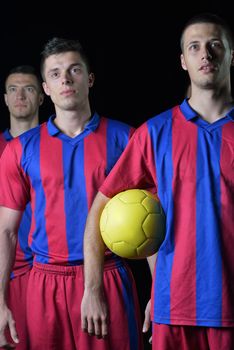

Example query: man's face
[180,23,233,90]
[4,73,43,120]
[42,51,94,113]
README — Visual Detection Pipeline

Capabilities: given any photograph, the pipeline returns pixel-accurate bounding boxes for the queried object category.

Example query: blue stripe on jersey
[19,133,49,263]
[147,112,174,321]
[18,202,33,263]
[3,129,12,141]
[106,120,131,175]
[62,140,88,263]
[196,128,222,325]
[118,265,139,350]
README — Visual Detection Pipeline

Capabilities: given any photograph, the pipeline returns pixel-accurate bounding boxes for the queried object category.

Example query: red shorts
[152,323,234,350]
[26,259,143,350]
[6,271,31,350]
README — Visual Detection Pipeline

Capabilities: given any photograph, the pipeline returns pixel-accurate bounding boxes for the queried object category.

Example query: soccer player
[0,38,143,350]
[81,13,234,350]
[0,65,44,350]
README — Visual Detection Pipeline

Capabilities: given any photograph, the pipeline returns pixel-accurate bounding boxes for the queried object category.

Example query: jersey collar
[47,112,101,137]
[180,98,234,122]
[3,129,13,141]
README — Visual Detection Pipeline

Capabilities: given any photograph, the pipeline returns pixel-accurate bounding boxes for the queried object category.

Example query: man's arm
[0,206,22,347]
[81,191,110,339]
[147,253,157,277]
[142,253,157,344]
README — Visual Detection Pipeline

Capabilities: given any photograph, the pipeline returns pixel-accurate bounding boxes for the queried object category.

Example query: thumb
[142,299,151,333]
[142,310,151,333]
[8,314,19,344]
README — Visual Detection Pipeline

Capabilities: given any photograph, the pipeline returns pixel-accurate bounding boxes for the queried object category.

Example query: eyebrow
[48,62,84,72]
[7,84,37,89]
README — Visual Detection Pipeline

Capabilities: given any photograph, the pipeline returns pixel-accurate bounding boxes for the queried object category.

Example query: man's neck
[188,89,233,124]
[54,109,92,138]
[9,117,39,137]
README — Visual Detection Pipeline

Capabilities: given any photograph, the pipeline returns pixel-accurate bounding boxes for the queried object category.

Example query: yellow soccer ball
[100,189,165,259]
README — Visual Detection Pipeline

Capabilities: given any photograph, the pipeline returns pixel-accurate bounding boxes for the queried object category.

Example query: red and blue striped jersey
[100,99,234,327]
[0,113,134,265]
[0,131,8,156]
[0,130,33,279]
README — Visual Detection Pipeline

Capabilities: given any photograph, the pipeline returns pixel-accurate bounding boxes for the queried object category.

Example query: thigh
[26,266,76,350]
[7,271,30,350]
[75,260,144,350]
[104,262,144,350]
[27,261,144,350]
[207,327,234,350]
[152,323,209,350]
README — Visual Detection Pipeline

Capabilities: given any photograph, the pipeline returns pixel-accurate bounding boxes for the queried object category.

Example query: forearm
[147,253,157,278]
[0,229,17,305]
[0,207,22,346]
[142,253,157,336]
[81,192,111,337]
[83,191,110,291]
[0,207,21,305]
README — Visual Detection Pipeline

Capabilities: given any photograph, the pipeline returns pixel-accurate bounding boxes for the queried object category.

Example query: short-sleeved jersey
[0,131,7,156]
[0,113,134,265]
[0,129,33,278]
[100,99,234,328]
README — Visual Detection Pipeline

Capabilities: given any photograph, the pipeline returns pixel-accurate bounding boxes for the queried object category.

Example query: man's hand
[142,299,152,344]
[81,288,109,339]
[0,305,19,349]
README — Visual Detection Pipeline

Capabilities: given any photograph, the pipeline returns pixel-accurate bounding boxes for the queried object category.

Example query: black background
[1,1,233,130]
[1,1,233,348]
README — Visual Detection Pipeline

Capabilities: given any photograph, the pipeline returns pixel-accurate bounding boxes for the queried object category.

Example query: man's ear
[4,93,8,107]
[231,50,234,66]
[88,73,95,87]
[39,93,44,106]
[42,82,50,96]
[180,53,188,71]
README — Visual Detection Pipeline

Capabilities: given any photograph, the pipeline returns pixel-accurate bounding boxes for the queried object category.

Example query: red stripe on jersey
[28,177,36,247]
[220,122,234,324]
[0,138,29,210]
[84,118,107,209]
[140,123,158,191]
[170,106,198,324]
[40,124,69,262]
[0,132,7,156]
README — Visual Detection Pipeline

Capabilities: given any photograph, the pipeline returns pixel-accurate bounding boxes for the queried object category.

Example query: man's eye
[72,67,82,74]
[50,72,59,79]
[8,87,16,93]
[26,87,35,93]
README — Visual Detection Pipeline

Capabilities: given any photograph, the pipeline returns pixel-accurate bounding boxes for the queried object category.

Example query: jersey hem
[154,317,234,327]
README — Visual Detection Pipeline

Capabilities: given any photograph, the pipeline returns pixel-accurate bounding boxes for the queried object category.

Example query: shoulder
[99,116,134,140]
[18,123,42,142]
[102,116,133,130]
[6,123,44,160]
[131,106,178,144]
[146,106,176,129]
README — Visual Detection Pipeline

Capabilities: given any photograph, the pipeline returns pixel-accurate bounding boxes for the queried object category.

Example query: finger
[0,335,9,348]
[101,319,108,339]
[87,319,95,336]
[1,344,16,349]
[142,313,151,333]
[8,317,19,344]
[149,335,152,344]
[81,317,88,333]
[0,335,16,349]
[93,319,102,339]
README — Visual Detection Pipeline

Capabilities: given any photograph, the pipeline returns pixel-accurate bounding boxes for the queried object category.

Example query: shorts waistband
[33,257,125,275]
